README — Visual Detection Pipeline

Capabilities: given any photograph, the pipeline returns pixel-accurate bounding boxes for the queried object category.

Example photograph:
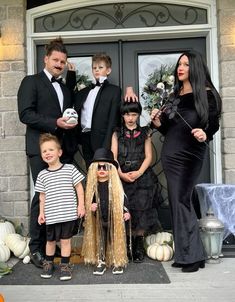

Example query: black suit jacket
[74,80,121,151]
[17,71,74,157]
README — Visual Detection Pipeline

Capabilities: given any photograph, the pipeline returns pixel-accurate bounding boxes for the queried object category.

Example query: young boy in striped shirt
[35,133,85,281]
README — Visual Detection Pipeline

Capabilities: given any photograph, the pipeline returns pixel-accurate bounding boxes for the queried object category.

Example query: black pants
[80,132,94,169]
[28,155,47,255]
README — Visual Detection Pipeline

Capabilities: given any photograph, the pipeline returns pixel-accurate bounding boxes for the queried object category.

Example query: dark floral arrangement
[74,73,92,92]
[141,64,175,113]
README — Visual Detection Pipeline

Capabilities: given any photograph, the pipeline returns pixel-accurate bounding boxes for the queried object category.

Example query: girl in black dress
[151,50,222,272]
[112,101,159,263]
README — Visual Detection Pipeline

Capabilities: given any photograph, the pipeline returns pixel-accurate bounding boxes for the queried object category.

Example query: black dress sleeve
[65,70,77,92]
[204,90,220,141]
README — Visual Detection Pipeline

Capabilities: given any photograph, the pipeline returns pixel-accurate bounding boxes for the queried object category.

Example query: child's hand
[67,61,76,71]
[78,206,85,218]
[120,172,135,183]
[128,171,140,181]
[38,214,45,225]
[123,212,131,221]
[91,203,98,212]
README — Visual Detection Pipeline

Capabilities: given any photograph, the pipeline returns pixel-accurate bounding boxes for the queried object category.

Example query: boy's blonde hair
[92,53,112,69]
[39,133,61,149]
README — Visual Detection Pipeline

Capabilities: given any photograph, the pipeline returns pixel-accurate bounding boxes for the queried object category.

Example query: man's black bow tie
[51,76,63,84]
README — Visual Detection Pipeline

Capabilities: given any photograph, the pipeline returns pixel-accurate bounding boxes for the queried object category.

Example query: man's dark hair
[45,37,68,57]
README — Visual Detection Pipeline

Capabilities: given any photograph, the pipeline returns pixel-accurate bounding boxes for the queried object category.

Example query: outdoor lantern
[199,208,224,263]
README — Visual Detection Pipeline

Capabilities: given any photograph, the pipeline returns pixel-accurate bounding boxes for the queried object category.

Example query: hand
[124,87,138,102]
[123,212,131,221]
[151,109,162,127]
[56,117,77,129]
[191,128,207,142]
[38,214,45,225]
[120,172,135,183]
[67,61,76,71]
[128,171,140,181]
[78,206,85,218]
[91,203,97,212]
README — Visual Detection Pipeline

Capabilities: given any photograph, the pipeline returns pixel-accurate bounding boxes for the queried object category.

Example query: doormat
[0,258,170,285]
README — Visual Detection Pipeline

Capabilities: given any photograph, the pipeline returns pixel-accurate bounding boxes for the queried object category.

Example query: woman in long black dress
[151,50,222,272]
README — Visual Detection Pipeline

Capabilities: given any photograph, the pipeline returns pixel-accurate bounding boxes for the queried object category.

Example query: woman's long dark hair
[174,51,222,127]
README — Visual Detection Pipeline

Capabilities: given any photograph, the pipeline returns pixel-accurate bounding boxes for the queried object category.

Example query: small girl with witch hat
[112,101,161,263]
[82,148,130,275]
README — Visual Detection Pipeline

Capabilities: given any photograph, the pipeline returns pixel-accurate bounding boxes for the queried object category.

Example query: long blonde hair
[82,162,128,267]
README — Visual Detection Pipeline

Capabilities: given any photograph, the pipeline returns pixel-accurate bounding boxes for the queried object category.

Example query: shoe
[171,262,185,268]
[112,266,123,275]
[93,261,106,276]
[40,260,54,279]
[60,263,73,281]
[182,260,205,273]
[30,252,44,268]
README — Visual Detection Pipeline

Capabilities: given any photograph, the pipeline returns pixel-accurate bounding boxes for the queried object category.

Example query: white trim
[26,0,222,184]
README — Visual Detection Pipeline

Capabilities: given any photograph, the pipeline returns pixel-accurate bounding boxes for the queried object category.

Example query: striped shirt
[35,164,84,225]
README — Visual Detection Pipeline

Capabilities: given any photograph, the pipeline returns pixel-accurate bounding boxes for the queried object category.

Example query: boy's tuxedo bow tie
[95,80,101,86]
[51,76,63,84]
[91,81,103,89]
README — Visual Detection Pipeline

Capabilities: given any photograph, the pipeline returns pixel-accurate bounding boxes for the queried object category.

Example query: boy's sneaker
[112,266,123,275]
[60,263,73,281]
[40,260,54,279]
[93,261,106,275]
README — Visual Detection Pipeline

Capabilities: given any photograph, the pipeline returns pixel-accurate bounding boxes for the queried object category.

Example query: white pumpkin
[18,237,30,259]
[0,240,11,262]
[147,243,174,261]
[0,220,15,242]
[5,233,30,258]
[146,231,173,246]
[155,232,173,244]
[145,234,158,246]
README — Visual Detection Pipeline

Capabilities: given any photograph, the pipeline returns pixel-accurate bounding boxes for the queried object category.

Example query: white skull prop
[63,108,78,124]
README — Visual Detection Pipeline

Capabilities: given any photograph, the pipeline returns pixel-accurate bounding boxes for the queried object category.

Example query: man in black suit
[72,53,121,168]
[18,38,77,268]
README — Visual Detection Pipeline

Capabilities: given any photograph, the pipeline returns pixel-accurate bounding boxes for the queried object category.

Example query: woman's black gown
[158,91,220,264]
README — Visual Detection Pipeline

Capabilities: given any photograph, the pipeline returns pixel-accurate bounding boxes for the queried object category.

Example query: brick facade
[0,0,234,229]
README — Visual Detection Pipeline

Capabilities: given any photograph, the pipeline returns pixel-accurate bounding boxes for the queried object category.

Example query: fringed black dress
[158,91,220,264]
[116,126,160,233]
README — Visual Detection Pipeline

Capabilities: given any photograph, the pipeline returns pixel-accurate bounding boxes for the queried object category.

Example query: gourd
[5,233,30,259]
[146,231,173,246]
[147,243,174,261]
[0,219,15,242]
[0,240,11,262]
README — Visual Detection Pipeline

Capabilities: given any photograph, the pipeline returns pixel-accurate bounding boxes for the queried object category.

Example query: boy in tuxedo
[73,53,122,168]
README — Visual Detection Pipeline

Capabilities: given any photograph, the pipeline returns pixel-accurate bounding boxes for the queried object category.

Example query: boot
[133,236,145,263]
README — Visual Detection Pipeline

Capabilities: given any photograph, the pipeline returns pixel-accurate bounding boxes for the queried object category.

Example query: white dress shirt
[81,76,107,132]
[44,68,64,112]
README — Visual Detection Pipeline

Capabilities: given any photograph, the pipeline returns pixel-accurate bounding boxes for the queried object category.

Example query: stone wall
[0,0,29,229]
[217,0,235,184]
